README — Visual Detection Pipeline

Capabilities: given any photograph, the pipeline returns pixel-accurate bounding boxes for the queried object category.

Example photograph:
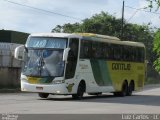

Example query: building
[0,30,29,44]
[0,30,29,88]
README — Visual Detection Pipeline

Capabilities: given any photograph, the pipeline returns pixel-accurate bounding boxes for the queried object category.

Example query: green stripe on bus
[90,60,112,86]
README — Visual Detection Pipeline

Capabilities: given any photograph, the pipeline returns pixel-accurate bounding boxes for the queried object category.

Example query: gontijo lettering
[112,63,131,70]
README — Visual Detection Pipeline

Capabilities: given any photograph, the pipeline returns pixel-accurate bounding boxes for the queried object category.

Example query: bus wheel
[72,82,85,100]
[120,81,128,97]
[127,81,134,96]
[113,92,120,96]
[38,93,49,98]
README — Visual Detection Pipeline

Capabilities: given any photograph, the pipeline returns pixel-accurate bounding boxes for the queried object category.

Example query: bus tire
[127,81,134,96]
[113,92,120,97]
[119,81,128,97]
[38,93,49,98]
[72,81,86,100]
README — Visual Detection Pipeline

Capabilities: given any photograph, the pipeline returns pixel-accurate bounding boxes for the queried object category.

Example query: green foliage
[52,12,122,37]
[80,12,122,37]
[52,25,62,33]
[146,0,160,11]
[153,30,160,54]
[153,30,160,72]
[146,0,160,74]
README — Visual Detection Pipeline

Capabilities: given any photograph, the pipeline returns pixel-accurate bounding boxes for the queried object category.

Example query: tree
[147,0,160,11]
[153,29,160,72]
[52,25,62,33]
[146,0,160,73]
[52,12,122,37]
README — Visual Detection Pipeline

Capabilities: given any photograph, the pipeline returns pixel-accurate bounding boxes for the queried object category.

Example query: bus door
[65,38,79,79]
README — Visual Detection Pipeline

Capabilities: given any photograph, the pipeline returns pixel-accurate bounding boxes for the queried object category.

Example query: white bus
[15,33,146,99]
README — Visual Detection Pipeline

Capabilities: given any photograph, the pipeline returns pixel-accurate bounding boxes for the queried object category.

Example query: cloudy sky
[0,0,160,33]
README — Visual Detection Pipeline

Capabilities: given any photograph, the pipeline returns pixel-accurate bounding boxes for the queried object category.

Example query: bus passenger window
[80,40,91,59]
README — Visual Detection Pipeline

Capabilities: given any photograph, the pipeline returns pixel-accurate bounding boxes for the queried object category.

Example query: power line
[126,10,139,22]
[126,7,148,22]
[3,0,82,21]
[3,0,160,23]
[125,5,160,15]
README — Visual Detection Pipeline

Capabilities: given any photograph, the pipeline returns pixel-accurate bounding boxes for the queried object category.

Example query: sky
[0,0,160,34]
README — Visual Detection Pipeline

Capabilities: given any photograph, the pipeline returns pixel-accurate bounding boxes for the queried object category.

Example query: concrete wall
[0,68,21,88]
[0,43,22,88]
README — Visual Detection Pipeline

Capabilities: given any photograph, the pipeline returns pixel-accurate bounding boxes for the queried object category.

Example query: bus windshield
[26,37,67,49]
[22,37,67,77]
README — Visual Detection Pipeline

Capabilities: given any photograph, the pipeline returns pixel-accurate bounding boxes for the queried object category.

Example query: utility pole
[121,0,125,40]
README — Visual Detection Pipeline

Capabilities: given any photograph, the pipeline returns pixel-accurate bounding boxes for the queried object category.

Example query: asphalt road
[0,85,160,115]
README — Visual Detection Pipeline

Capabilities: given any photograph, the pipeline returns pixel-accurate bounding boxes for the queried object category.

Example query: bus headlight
[53,80,65,84]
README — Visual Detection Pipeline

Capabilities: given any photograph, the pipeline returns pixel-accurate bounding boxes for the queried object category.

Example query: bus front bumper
[21,82,69,94]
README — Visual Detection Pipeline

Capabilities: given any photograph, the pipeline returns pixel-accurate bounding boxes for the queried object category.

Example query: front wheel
[72,82,85,100]
[38,93,49,98]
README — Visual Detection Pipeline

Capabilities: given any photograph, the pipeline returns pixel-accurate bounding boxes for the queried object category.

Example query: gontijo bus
[15,33,146,99]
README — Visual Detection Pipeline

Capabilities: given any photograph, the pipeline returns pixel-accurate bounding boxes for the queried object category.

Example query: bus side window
[133,46,137,62]
[80,40,91,59]
[92,41,97,59]
[102,43,107,59]
[141,48,145,62]
[107,43,114,60]
[114,44,122,61]
[122,46,129,61]
[138,47,145,62]
[80,40,85,58]
[98,43,103,59]
[126,46,130,61]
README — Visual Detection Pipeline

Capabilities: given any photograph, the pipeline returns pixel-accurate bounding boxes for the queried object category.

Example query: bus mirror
[63,48,70,61]
[14,45,25,60]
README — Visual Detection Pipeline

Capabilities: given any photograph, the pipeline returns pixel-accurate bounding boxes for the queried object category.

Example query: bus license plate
[36,87,43,90]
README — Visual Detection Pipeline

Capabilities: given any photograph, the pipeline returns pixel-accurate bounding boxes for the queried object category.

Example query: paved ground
[0,85,160,114]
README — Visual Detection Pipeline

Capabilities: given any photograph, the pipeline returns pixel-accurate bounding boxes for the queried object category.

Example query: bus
[14,33,146,99]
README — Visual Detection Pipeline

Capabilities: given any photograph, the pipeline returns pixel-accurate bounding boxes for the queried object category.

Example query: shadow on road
[39,94,160,107]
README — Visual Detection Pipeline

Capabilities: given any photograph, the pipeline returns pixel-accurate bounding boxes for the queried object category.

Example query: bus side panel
[77,59,100,93]
[107,61,145,92]
[90,59,112,86]
[79,59,145,93]
[77,59,114,93]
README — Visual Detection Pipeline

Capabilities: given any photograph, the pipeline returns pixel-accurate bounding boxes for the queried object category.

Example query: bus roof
[30,33,81,38]
[75,33,120,41]
[30,33,145,48]
[30,33,119,40]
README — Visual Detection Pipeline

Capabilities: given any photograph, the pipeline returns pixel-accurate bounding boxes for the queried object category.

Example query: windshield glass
[26,37,67,49]
[22,37,67,77]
